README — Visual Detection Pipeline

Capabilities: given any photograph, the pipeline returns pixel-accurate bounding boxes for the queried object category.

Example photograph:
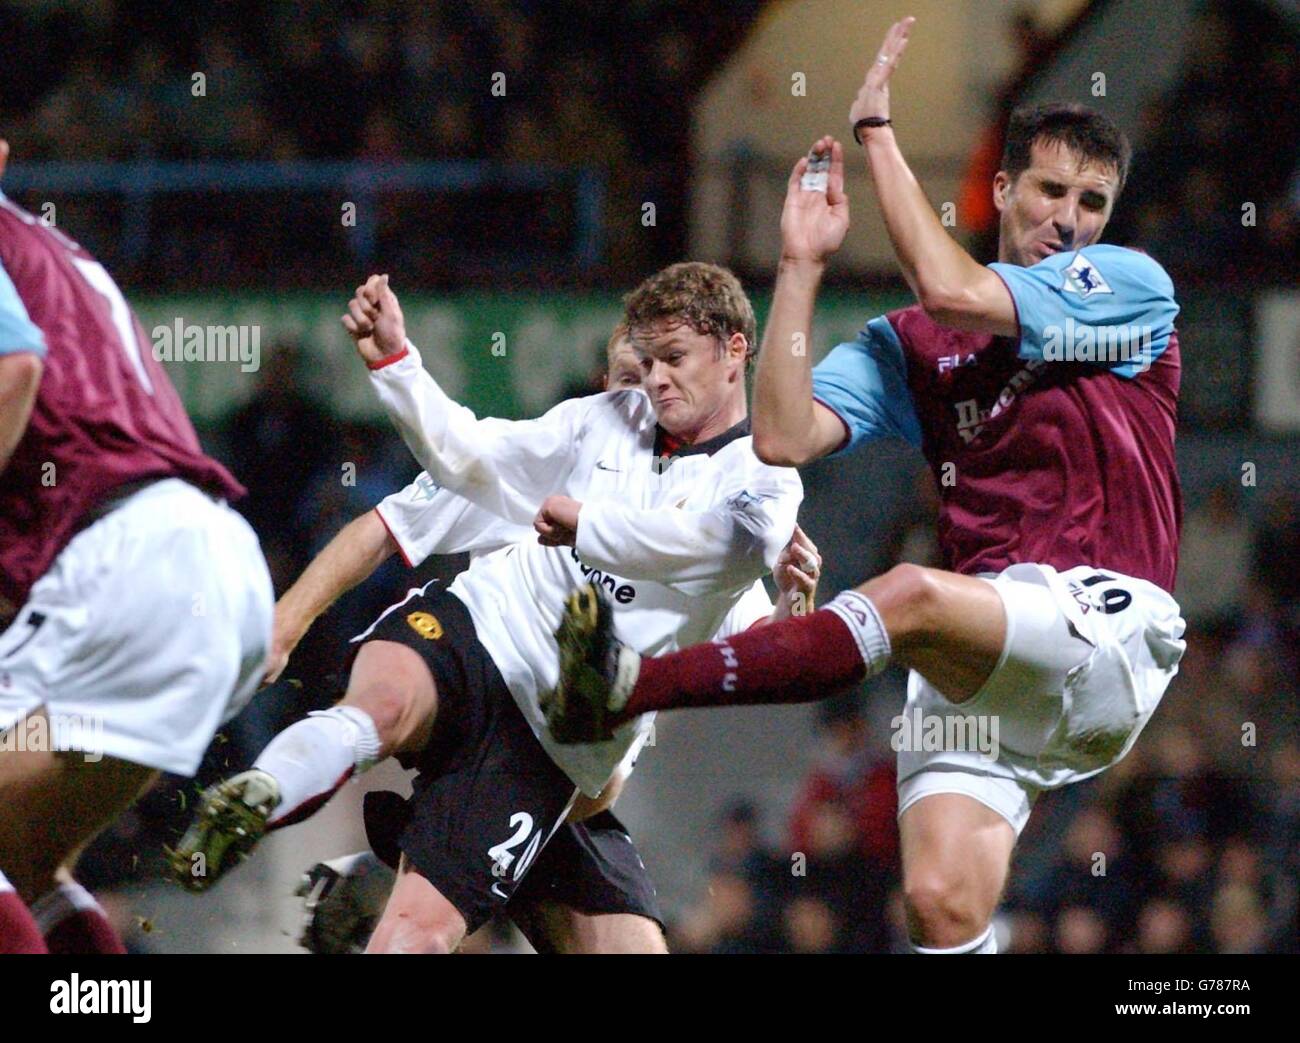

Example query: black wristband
[853,116,892,145]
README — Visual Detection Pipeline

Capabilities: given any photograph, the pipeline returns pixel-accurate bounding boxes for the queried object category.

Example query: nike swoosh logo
[595,461,621,472]
[490,882,509,899]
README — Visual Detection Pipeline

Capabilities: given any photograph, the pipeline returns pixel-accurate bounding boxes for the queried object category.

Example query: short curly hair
[622,262,757,365]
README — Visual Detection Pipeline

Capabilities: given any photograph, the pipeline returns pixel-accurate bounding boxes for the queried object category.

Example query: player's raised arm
[850,17,1017,336]
[753,137,854,467]
[342,275,589,526]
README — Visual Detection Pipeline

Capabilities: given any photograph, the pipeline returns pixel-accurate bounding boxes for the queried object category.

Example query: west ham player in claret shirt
[0,138,273,953]
[546,17,1185,955]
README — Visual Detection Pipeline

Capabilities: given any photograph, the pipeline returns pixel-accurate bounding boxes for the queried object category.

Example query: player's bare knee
[368,909,460,954]
[862,563,943,645]
[341,683,414,752]
[346,644,436,753]
[902,872,985,945]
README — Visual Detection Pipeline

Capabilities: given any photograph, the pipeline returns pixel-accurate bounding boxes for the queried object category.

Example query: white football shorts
[896,562,1186,834]
[0,478,273,775]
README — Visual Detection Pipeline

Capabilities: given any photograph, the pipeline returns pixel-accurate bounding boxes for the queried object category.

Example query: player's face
[994,140,1120,267]
[632,321,747,440]
[603,338,643,391]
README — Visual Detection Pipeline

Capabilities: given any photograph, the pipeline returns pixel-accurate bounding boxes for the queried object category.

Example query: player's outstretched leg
[169,640,433,892]
[544,564,1006,742]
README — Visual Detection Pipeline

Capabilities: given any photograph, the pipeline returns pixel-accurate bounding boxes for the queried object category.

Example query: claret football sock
[619,590,891,718]
[0,871,48,954]
[32,879,125,955]
[254,705,382,829]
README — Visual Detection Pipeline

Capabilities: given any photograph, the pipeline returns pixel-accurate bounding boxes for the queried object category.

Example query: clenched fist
[341,274,407,366]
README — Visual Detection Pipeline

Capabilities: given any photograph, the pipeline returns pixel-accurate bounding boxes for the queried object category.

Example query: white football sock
[29,880,100,934]
[605,646,643,713]
[912,924,998,954]
[254,706,382,827]
[825,590,892,675]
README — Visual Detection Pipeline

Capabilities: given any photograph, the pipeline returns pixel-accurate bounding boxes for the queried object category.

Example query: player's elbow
[919,267,1008,333]
[752,431,815,469]
[917,281,971,328]
[0,350,44,395]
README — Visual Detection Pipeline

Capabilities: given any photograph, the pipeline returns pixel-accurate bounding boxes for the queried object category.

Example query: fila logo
[937,353,976,373]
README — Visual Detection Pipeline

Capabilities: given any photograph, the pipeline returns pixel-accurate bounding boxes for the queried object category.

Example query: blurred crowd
[5,1,1296,286]
[1113,1,1300,282]
[0,0,760,285]
[670,713,1299,954]
[963,0,1300,284]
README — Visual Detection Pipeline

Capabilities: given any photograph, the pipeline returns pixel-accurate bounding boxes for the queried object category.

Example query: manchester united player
[0,138,273,953]
[172,264,806,954]
[546,18,1186,955]
[246,323,818,954]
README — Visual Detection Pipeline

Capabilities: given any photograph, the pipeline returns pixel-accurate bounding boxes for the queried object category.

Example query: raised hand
[780,136,850,265]
[849,16,915,131]
[341,274,407,365]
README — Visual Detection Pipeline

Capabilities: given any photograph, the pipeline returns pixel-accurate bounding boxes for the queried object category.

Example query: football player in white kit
[252,326,817,954]
[286,338,819,955]
[172,264,809,953]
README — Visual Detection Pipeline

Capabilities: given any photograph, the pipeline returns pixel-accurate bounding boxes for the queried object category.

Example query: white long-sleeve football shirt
[368,342,803,795]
